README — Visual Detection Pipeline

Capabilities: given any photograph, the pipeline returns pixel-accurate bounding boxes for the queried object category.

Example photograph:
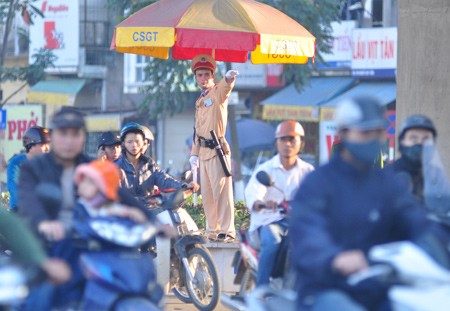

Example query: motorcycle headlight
[0,266,28,303]
[90,220,157,247]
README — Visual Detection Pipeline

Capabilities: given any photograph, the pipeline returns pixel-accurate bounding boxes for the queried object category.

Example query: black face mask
[343,140,382,165]
[399,144,423,165]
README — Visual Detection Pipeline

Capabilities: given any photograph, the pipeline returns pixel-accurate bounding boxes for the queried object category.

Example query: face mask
[399,144,423,165]
[343,140,382,165]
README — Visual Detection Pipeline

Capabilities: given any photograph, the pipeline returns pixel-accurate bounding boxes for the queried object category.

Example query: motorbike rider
[141,125,154,157]
[290,97,436,311]
[7,126,50,211]
[97,131,122,161]
[388,115,436,201]
[17,108,152,310]
[116,122,199,206]
[244,120,314,287]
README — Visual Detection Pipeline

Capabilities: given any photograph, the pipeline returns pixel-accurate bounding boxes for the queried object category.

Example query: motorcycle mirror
[256,171,273,187]
[183,170,193,181]
[35,183,62,209]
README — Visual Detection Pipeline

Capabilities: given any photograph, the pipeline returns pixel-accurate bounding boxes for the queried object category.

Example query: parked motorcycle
[348,241,450,311]
[148,188,221,311]
[222,171,293,311]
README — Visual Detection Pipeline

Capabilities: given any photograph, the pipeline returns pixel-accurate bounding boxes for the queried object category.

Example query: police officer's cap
[50,108,86,130]
[191,54,216,73]
[97,131,121,149]
[335,96,385,131]
[399,114,436,140]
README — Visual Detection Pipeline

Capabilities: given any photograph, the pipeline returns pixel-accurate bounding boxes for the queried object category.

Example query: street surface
[165,295,229,311]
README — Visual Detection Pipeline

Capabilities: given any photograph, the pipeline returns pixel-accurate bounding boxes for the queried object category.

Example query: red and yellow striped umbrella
[111,0,315,64]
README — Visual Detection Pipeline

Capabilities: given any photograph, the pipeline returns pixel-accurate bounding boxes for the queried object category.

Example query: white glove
[189,155,199,169]
[225,70,239,81]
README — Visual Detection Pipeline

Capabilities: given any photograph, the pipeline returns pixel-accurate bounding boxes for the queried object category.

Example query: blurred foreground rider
[290,97,434,311]
[7,126,50,211]
[18,109,149,310]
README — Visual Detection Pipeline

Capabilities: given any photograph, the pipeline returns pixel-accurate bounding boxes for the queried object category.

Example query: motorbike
[0,254,46,311]
[147,187,221,311]
[348,241,450,311]
[221,171,293,311]
[36,183,163,311]
[72,216,162,311]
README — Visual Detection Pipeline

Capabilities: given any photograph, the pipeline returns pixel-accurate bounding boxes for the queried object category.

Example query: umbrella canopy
[111,0,315,64]
[186,118,275,152]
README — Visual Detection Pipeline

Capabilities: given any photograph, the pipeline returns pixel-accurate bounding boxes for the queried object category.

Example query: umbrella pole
[226,64,245,201]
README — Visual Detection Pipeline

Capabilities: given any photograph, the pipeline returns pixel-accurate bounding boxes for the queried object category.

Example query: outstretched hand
[225,70,239,83]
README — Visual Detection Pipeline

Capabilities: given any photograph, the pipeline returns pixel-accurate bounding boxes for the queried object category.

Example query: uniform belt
[198,135,223,149]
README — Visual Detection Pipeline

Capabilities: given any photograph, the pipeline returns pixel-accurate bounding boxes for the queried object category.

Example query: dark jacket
[115,154,183,205]
[388,157,424,201]
[18,152,149,231]
[290,153,430,309]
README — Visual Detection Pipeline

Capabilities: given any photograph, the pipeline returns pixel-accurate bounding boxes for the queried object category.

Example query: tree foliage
[108,0,339,118]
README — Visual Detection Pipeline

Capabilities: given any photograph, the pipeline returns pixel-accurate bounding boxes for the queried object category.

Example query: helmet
[74,160,121,201]
[399,115,436,140]
[23,126,50,150]
[141,126,154,142]
[120,122,145,141]
[335,96,385,130]
[97,132,121,149]
[275,120,304,138]
[49,108,85,130]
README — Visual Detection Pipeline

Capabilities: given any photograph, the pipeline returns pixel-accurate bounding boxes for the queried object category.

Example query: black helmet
[50,108,85,130]
[335,96,386,131]
[23,126,50,150]
[399,115,437,141]
[97,132,121,149]
[120,122,145,141]
[141,125,154,142]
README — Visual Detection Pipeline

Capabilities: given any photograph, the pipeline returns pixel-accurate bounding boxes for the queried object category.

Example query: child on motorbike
[74,159,147,222]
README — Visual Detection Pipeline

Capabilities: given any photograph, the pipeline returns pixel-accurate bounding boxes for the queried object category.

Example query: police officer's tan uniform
[191,55,236,239]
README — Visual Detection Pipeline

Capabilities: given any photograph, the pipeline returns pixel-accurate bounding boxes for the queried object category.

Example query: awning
[319,81,396,121]
[261,77,356,121]
[28,79,86,106]
[321,81,396,107]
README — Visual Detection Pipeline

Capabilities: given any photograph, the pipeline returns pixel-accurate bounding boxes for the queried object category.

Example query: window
[124,54,152,93]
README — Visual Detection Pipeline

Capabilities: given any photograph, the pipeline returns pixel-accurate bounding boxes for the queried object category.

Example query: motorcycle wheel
[113,297,160,311]
[184,246,220,311]
[239,269,256,296]
[172,286,192,304]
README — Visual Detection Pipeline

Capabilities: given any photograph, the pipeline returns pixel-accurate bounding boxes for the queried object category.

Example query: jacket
[388,157,424,201]
[7,153,27,210]
[115,154,183,205]
[290,153,430,309]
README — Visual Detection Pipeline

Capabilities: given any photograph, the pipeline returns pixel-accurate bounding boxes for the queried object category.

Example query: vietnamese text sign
[0,105,43,183]
[352,27,397,78]
[262,105,319,121]
[29,0,80,68]
[319,21,356,69]
[319,121,338,164]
